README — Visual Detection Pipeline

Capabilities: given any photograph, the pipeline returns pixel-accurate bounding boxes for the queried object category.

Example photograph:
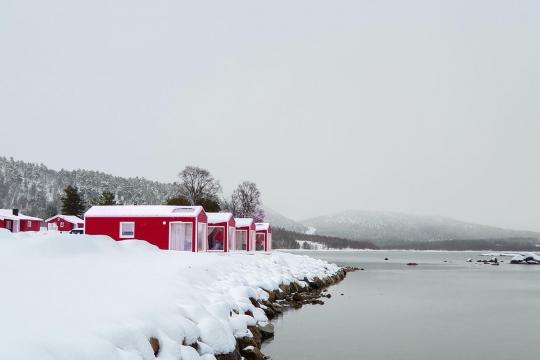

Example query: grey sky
[1,0,539,230]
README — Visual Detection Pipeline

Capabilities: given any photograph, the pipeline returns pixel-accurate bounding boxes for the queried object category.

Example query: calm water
[263,250,540,360]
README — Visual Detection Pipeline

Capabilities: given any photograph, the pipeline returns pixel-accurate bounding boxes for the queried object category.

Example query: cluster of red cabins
[0,206,272,252]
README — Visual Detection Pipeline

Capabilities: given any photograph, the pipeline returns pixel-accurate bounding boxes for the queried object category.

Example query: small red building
[84,205,208,252]
[255,223,272,251]
[0,209,43,232]
[46,215,84,232]
[206,212,236,252]
[234,218,256,251]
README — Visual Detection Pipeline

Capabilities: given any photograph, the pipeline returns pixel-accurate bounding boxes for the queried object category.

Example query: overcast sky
[1,0,539,230]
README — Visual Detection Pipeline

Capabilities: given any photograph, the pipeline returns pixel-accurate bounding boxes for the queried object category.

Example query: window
[27,220,32,227]
[207,226,225,251]
[256,233,265,251]
[235,230,247,250]
[119,222,135,238]
[60,221,64,227]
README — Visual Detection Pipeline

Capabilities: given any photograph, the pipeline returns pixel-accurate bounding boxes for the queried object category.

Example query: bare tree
[228,181,265,221]
[176,166,222,206]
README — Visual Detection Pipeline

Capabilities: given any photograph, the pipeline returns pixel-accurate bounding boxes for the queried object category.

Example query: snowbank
[0,230,339,360]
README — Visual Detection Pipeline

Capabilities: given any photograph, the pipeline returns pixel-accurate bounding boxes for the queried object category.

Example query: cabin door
[169,222,193,251]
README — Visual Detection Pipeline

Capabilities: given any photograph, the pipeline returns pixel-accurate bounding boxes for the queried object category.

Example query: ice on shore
[0,229,339,359]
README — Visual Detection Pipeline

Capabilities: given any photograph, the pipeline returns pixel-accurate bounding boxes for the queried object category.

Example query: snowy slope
[263,206,309,233]
[0,229,338,360]
[301,210,540,243]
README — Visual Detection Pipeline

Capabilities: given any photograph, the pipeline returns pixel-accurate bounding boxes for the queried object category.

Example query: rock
[247,326,262,348]
[340,293,344,296]
[466,258,473,262]
[249,297,260,308]
[149,337,160,356]
[266,290,276,302]
[384,257,389,261]
[406,263,418,266]
[262,306,276,320]
[216,347,242,360]
[258,323,275,340]
[240,346,265,360]
[360,268,365,271]
[292,293,304,302]
[237,336,257,350]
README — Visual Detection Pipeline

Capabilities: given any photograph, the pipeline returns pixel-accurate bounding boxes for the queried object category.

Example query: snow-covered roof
[255,223,271,231]
[0,209,43,221]
[46,215,84,224]
[85,205,204,218]
[206,212,233,225]
[234,218,254,228]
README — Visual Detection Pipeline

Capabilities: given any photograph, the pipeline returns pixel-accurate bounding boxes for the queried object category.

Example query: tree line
[60,166,265,221]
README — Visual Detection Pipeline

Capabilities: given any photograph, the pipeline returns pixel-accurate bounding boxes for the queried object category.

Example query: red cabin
[255,223,272,251]
[46,215,84,232]
[234,218,256,251]
[0,209,42,232]
[84,205,208,252]
[206,212,236,252]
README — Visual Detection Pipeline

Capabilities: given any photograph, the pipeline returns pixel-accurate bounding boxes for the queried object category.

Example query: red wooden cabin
[46,215,84,232]
[84,205,208,252]
[206,212,236,252]
[234,218,256,251]
[0,209,42,232]
[255,223,272,251]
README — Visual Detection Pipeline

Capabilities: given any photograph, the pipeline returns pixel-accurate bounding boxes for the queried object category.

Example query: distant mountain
[263,206,309,233]
[0,156,176,218]
[301,210,540,244]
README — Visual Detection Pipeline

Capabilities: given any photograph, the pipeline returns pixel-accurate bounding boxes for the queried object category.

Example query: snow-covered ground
[0,229,339,360]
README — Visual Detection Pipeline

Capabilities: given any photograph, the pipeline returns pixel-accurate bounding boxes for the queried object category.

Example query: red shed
[0,209,43,232]
[255,223,272,251]
[84,205,208,252]
[206,212,236,252]
[46,215,84,232]
[234,218,256,251]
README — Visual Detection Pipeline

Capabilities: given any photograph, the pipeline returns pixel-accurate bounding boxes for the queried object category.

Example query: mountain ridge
[300,209,540,243]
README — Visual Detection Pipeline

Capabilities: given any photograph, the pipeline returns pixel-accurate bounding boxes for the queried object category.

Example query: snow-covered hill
[301,210,540,244]
[0,156,176,218]
[263,206,309,233]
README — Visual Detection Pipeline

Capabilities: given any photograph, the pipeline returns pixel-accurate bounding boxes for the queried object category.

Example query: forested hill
[271,227,378,250]
[0,156,176,218]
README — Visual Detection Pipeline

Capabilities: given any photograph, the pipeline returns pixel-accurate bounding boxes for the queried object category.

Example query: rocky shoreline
[147,266,358,360]
[214,266,358,360]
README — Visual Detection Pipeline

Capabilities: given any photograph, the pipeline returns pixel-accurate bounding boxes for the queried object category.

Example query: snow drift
[0,229,339,360]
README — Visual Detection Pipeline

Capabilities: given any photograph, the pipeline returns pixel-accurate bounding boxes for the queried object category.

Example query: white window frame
[27,220,32,227]
[59,221,64,227]
[119,222,135,239]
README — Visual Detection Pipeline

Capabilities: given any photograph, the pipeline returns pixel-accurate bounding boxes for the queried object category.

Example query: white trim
[119,222,135,239]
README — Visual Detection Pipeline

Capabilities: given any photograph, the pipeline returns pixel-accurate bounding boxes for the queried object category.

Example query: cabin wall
[19,219,41,232]
[47,218,75,232]
[85,216,199,251]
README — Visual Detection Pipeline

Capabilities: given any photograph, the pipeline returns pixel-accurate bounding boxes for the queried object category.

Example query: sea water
[262,250,540,360]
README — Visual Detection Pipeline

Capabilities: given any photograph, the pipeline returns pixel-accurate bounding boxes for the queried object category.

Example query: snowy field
[0,229,339,360]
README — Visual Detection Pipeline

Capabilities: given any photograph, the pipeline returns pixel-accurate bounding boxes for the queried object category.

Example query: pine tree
[96,191,117,205]
[61,186,86,217]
